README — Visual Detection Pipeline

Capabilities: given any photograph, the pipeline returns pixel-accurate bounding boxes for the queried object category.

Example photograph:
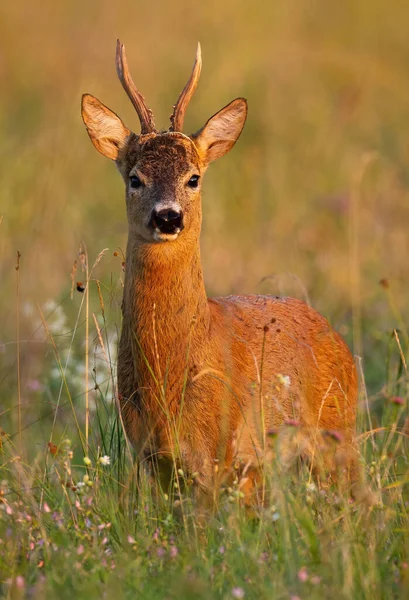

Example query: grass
[0,247,408,599]
[1,0,409,597]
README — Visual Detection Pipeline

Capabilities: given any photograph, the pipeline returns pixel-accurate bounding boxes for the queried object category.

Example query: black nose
[149,208,184,235]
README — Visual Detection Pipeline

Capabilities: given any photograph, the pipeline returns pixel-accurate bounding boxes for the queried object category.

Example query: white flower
[99,455,111,466]
[272,511,280,522]
[306,482,316,492]
[277,374,291,388]
[76,482,85,489]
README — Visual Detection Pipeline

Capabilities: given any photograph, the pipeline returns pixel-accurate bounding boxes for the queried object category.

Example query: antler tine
[170,42,202,132]
[115,39,156,135]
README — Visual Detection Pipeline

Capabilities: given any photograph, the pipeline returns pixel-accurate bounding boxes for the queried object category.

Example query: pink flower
[324,430,344,443]
[298,566,308,582]
[284,419,300,427]
[26,379,43,392]
[232,588,245,599]
[169,546,178,558]
[390,396,405,406]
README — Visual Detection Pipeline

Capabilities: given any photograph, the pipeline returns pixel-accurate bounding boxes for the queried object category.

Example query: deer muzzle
[149,207,184,237]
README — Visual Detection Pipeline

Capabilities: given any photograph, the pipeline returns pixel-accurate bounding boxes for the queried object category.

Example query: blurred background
[0,0,408,447]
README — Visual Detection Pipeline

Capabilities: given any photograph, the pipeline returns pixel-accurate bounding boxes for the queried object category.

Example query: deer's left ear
[81,94,131,161]
[191,98,247,165]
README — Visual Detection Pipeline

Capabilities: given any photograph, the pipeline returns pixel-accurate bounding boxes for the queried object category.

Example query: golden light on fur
[81,41,358,504]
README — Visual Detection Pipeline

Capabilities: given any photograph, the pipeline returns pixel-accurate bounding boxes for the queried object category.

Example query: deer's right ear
[81,94,131,161]
[192,98,247,165]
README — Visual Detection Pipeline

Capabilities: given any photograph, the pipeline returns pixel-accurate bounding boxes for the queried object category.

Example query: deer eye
[187,175,200,189]
[130,175,143,189]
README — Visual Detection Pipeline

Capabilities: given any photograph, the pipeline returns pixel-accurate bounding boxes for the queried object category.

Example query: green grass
[0,272,408,599]
[1,0,409,597]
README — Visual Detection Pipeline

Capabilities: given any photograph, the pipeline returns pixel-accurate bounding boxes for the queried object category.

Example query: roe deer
[81,41,358,502]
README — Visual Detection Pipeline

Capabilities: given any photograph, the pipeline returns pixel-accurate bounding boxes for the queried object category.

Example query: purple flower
[232,588,245,599]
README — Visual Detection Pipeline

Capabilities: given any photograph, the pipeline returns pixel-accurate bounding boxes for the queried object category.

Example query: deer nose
[149,208,184,235]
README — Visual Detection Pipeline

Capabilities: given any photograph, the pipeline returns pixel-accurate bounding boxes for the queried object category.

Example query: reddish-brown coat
[81,42,358,500]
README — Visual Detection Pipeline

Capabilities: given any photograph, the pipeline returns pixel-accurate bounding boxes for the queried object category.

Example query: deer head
[81,41,247,246]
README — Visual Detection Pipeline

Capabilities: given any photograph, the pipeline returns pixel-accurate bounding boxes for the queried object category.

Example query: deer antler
[116,39,156,135]
[170,43,202,132]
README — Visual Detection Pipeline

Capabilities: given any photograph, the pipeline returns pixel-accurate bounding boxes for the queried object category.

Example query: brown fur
[81,46,358,503]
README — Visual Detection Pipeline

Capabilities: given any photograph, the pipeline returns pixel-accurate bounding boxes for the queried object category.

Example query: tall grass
[0,246,408,598]
[1,0,409,597]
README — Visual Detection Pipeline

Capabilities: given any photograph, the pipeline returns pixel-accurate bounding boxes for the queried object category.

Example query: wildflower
[77,545,84,555]
[306,482,316,492]
[277,374,291,388]
[390,396,405,406]
[271,511,280,522]
[267,428,280,438]
[83,457,92,466]
[232,587,245,599]
[284,419,300,427]
[323,429,343,443]
[127,535,136,545]
[99,455,110,466]
[156,547,166,558]
[219,546,225,555]
[76,482,85,491]
[26,379,43,392]
[15,576,25,589]
[43,502,51,513]
[298,566,308,582]
[169,546,178,558]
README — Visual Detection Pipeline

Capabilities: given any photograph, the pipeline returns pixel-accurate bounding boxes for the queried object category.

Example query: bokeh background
[1,0,408,445]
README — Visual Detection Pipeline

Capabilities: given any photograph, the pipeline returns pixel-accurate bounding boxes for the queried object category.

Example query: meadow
[0,0,409,597]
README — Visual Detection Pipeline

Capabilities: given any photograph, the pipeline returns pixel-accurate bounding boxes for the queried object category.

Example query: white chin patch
[153,229,180,242]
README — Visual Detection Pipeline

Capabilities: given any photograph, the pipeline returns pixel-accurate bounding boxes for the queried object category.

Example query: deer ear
[81,94,131,160]
[192,98,247,165]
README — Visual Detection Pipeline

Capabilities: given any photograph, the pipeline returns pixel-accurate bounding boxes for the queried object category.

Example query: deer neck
[123,235,210,407]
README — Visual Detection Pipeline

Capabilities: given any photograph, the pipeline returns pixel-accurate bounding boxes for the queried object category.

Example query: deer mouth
[152,230,181,242]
